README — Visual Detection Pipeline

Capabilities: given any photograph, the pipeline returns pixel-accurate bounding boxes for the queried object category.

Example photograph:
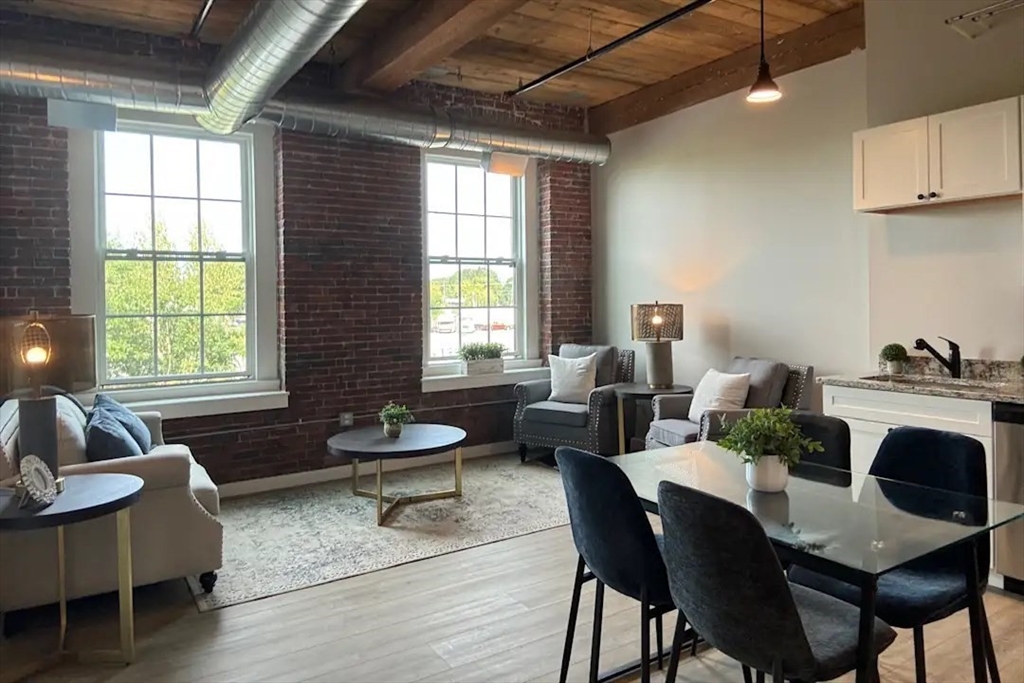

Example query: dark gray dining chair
[555,446,684,683]
[657,481,896,683]
[790,426,995,683]
[789,412,852,488]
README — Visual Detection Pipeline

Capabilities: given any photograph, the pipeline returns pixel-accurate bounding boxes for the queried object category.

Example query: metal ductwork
[197,0,369,135]
[0,46,611,164]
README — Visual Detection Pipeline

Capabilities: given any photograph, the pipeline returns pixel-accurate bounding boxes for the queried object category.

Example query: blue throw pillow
[86,408,144,461]
[93,393,152,453]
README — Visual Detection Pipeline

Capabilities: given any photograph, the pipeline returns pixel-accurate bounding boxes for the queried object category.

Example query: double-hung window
[97,125,253,387]
[424,155,528,365]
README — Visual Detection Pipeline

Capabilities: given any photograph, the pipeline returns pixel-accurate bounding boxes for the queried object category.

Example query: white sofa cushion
[688,369,751,423]
[56,399,88,467]
[548,352,597,404]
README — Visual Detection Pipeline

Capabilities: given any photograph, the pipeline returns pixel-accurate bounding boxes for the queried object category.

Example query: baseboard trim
[219,441,516,499]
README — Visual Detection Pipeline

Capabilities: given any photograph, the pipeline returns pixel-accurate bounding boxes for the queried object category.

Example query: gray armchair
[646,357,813,450]
[514,344,635,458]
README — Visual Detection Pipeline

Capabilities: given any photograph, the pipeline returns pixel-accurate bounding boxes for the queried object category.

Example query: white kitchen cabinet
[844,417,892,498]
[853,118,929,212]
[928,97,1022,203]
[853,97,1022,212]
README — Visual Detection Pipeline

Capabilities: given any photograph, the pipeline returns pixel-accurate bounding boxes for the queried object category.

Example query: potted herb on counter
[719,408,823,493]
[458,342,506,376]
[379,401,413,438]
[880,343,909,375]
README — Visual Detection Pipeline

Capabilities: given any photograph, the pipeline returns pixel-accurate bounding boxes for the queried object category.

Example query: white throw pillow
[56,403,88,467]
[548,353,598,404]
[688,369,752,423]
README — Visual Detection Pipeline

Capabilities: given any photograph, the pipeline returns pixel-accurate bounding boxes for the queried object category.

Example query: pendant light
[747,0,782,103]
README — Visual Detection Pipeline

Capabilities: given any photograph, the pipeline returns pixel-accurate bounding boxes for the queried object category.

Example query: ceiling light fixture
[747,0,782,104]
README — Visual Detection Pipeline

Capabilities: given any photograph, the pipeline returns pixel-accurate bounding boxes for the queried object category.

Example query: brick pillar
[539,160,592,357]
[0,96,71,316]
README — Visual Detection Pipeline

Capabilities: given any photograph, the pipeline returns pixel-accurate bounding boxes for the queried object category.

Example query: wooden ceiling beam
[339,0,527,92]
[588,3,865,135]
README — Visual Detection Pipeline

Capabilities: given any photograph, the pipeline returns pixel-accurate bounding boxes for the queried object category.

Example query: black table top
[613,383,693,398]
[327,423,467,460]
[0,473,143,532]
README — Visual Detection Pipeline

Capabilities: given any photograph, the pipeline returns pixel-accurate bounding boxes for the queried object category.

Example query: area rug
[186,454,567,611]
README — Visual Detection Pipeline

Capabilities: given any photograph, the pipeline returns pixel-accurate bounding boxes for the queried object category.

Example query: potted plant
[379,401,413,438]
[458,342,506,376]
[718,408,823,493]
[880,343,909,375]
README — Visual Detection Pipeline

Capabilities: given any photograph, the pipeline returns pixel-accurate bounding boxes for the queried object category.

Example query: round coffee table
[327,424,467,525]
[0,473,143,670]
[613,383,694,454]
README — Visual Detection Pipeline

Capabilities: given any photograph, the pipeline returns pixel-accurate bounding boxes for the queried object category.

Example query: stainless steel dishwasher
[993,401,1024,595]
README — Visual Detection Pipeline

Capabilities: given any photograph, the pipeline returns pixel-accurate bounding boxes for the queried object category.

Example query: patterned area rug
[187,454,567,611]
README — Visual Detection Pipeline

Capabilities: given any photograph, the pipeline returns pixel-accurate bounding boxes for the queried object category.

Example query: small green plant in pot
[880,343,909,375]
[458,342,506,376]
[379,401,414,438]
[718,408,823,492]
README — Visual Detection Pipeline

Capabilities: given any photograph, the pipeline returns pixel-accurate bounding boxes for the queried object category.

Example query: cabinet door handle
[929,191,939,199]
[917,194,926,200]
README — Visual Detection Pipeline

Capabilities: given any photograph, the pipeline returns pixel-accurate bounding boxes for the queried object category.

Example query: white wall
[865,0,1024,360]
[593,52,871,398]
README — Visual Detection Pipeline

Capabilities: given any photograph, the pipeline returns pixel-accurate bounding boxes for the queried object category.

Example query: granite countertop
[819,374,1024,405]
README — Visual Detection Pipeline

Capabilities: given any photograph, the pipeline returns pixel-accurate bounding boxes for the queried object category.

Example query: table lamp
[1,312,96,486]
[630,302,684,389]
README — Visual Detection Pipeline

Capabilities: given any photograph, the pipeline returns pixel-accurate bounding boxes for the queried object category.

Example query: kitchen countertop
[819,374,1024,405]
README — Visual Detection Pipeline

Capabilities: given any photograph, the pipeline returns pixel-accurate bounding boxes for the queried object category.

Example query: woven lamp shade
[630,303,684,342]
[0,314,97,396]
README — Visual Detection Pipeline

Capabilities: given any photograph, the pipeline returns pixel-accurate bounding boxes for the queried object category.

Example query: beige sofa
[0,396,222,612]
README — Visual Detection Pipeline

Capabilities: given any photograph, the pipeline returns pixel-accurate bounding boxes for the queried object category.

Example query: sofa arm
[514,379,551,407]
[652,394,694,421]
[700,409,754,442]
[61,449,190,490]
[588,385,619,455]
[136,411,166,446]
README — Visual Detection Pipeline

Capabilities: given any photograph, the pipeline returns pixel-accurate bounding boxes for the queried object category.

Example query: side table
[0,473,143,677]
[613,383,693,455]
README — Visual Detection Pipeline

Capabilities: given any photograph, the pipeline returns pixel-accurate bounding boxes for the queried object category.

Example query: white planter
[886,360,904,375]
[462,358,504,376]
[745,457,789,493]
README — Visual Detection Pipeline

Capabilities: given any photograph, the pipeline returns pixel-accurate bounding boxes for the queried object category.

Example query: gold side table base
[352,448,463,525]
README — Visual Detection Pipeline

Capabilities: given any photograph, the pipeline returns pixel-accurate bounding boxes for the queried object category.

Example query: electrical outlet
[339,412,354,428]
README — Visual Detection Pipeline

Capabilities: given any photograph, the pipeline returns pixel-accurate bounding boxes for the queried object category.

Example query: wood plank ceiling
[0,0,864,133]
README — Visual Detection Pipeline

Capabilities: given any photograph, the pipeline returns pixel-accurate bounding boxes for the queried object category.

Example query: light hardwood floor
[1,524,1022,683]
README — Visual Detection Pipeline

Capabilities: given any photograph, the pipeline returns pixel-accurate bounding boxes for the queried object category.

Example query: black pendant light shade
[747,0,782,103]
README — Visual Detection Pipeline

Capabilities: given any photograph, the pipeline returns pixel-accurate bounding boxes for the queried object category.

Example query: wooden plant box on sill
[461,359,504,376]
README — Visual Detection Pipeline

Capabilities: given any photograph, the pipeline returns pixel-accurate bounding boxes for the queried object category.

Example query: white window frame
[69,110,285,418]
[421,151,543,388]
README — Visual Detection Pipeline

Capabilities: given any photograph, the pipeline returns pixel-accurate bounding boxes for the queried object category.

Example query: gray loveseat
[514,344,635,457]
[646,357,814,449]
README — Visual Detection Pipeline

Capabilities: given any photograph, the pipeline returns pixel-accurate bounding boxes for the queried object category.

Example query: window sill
[84,390,289,420]
[421,367,549,393]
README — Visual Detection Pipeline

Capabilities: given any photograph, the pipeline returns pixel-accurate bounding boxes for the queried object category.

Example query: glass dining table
[609,442,1024,683]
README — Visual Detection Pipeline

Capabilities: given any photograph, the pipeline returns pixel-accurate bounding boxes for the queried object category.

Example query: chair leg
[559,556,585,683]
[665,611,686,683]
[981,599,1002,683]
[518,443,527,463]
[756,669,766,683]
[913,625,926,683]
[639,589,651,683]
[589,580,604,683]
[772,658,785,683]
[742,666,754,683]
[655,612,664,670]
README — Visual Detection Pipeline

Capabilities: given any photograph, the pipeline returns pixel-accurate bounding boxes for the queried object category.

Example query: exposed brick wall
[540,161,593,357]
[0,96,70,316]
[0,11,594,483]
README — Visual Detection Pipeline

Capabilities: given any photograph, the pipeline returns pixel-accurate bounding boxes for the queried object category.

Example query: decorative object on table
[548,352,597,403]
[0,312,96,488]
[630,302,683,389]
[718,407,823,493]
[880,343,909,375]
[15,454,57,508]
[458,342,505,376]
[379,401,413,438]
[746,0,782,104]
[746,489,790,527]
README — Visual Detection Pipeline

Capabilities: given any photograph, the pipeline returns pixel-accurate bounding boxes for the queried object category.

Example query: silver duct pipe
[197,0,369,135]
[0,47,611,164]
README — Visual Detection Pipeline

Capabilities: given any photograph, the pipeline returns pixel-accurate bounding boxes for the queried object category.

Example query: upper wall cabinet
[853,97,1022,212]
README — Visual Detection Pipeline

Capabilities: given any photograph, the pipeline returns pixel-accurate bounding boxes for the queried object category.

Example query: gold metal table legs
[352,447,464,525]
[617,396,627,455]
